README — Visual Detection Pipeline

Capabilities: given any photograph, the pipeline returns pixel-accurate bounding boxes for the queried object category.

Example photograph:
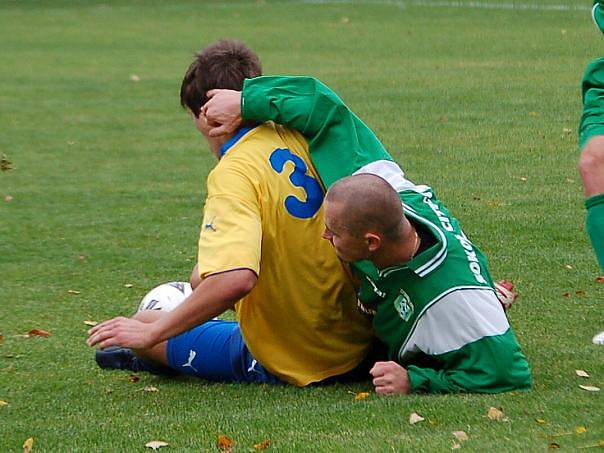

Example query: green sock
[586,193,604,271]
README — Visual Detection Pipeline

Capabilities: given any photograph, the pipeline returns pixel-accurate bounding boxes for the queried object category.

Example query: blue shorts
[166,320,282,384]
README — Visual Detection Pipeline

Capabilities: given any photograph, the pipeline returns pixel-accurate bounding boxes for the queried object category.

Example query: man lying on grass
[202,76,531,394]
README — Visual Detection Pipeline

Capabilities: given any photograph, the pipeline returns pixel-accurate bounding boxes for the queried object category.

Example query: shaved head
[325,174,404,240]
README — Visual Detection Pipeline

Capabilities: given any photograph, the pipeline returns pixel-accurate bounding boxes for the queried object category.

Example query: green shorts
[579,57,604,150]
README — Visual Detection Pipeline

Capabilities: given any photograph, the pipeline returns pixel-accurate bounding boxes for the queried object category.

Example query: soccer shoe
[494,280,517,310]
[95,346,177,376]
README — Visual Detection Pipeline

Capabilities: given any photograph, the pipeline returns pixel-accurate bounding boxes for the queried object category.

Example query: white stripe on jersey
[398,287,509,360]
[353,160,430,194]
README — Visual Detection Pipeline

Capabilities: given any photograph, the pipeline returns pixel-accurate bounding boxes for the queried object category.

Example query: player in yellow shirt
[87,39,373,386]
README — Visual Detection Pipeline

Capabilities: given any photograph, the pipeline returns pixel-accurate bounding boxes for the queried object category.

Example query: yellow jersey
[197,122,373,386]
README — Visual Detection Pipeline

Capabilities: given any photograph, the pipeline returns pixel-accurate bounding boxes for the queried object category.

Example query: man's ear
[365,232,381,253]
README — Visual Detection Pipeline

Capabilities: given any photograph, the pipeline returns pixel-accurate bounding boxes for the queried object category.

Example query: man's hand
[202,89,243,137]
[370,361,411,395]
[87,317,158,350]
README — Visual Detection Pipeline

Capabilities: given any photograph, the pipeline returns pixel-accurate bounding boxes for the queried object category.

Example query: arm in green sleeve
[242,76,394,188]
[407,329,532,394]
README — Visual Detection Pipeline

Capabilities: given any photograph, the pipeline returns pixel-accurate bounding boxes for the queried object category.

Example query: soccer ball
[137,281,193,312]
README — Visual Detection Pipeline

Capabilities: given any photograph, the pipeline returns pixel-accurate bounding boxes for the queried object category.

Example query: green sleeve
[406,329,532,394]
[241,76,394,188]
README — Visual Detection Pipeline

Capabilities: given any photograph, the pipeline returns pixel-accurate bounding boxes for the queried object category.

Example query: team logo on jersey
[393,289,414,322]
[203,216,217,232]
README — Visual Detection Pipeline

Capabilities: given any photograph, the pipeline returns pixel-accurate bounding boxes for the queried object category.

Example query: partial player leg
[579,58,604,271]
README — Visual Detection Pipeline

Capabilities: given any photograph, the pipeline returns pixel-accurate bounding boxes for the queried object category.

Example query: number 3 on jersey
[269,148,323,219]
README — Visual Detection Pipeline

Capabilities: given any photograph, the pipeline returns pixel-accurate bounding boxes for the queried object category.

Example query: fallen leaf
[529,111,538,117]
[487,406,505,421]
[548,443,561,449]
[67,290,81,295]
[562,292,570,298]
[144,386,159,393]
[1,154,13,172]
[563,128,572,134]
[579,384,600,392]
[575,370,590,378]
[124,283,134,288]
[536,418,546,424]
[83,320,98,327]
[595,276,604,283]
[78,255,86,261]
[566,178,575,183]
[0,400,8,406]
[452,443,461,450]
[127,374,140,383]
[130,74,141,82]
[253,439,271,450]
[23,437,33,453]
[565,265,573,270]
[409,412,425,425]
[487,200,501,208]
[452,431,468,442]
[67,141,75,145]
[354,392,370,401]
[577,440,604,449]
[4,195,13,202]
[28,329,50,338]
[145,440,168,450]
[520,177,528,182]
[576,426,588,434]
[217,435,235,452]
[0,333,3,344]
[340,16,350,23]
[575,290,586,296]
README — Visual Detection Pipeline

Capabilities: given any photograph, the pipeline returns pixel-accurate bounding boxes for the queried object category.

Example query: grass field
[1,0,603,451]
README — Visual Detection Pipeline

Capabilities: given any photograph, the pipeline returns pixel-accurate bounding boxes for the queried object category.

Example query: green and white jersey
[242,75,532,394]
[353,188,531,394]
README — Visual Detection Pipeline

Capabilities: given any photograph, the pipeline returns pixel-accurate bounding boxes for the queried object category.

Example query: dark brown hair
[180,39,262,117]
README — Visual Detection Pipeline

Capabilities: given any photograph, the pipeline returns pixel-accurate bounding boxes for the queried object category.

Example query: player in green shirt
[203,76,531,393]
[578,1,604,272]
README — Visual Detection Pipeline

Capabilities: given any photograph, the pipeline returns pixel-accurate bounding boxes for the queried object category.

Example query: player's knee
[579,138,604,181]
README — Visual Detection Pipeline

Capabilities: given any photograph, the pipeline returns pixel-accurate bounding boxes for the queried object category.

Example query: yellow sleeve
[197,168,262,278]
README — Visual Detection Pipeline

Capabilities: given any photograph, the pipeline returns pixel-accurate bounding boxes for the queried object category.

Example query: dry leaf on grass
[0,400,8,406]
[1,154,13,172]
[217,435,235,452]
[127,374,140,383]
[0,333,4,344]
[487,407,506,421]
[596,276,604,283]
[67,290,81,295]
[124,283,134,288]
[143,386,159,393]
[23,437,33,453]
[130,74,141,82]
[563,128,572,134]
[565,265,573,270]
[28,329,50,338]
[145,440,168,450]
[452,431,468,442]
[535,418,546,424]
[452,443,461,450]
[409,412,425,425]
[576,426,587,434]
[575,290,586,297]
[575,370,590,378]
[579,385,600,392]
[83,320,98,327]
[4,195,13,202]
[253,439,271,450]
[548,442,561,449]
[354,392,370,401]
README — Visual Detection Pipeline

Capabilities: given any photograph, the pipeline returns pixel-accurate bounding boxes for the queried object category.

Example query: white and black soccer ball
[137,281,193,312]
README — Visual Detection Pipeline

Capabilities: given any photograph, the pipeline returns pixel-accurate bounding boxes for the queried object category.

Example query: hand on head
[202,89,243,137]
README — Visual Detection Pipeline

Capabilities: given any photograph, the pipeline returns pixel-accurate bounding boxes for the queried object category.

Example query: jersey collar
[220,126,254,157]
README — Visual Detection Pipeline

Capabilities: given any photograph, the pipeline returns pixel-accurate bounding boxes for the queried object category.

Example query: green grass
[1,0,602,451]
